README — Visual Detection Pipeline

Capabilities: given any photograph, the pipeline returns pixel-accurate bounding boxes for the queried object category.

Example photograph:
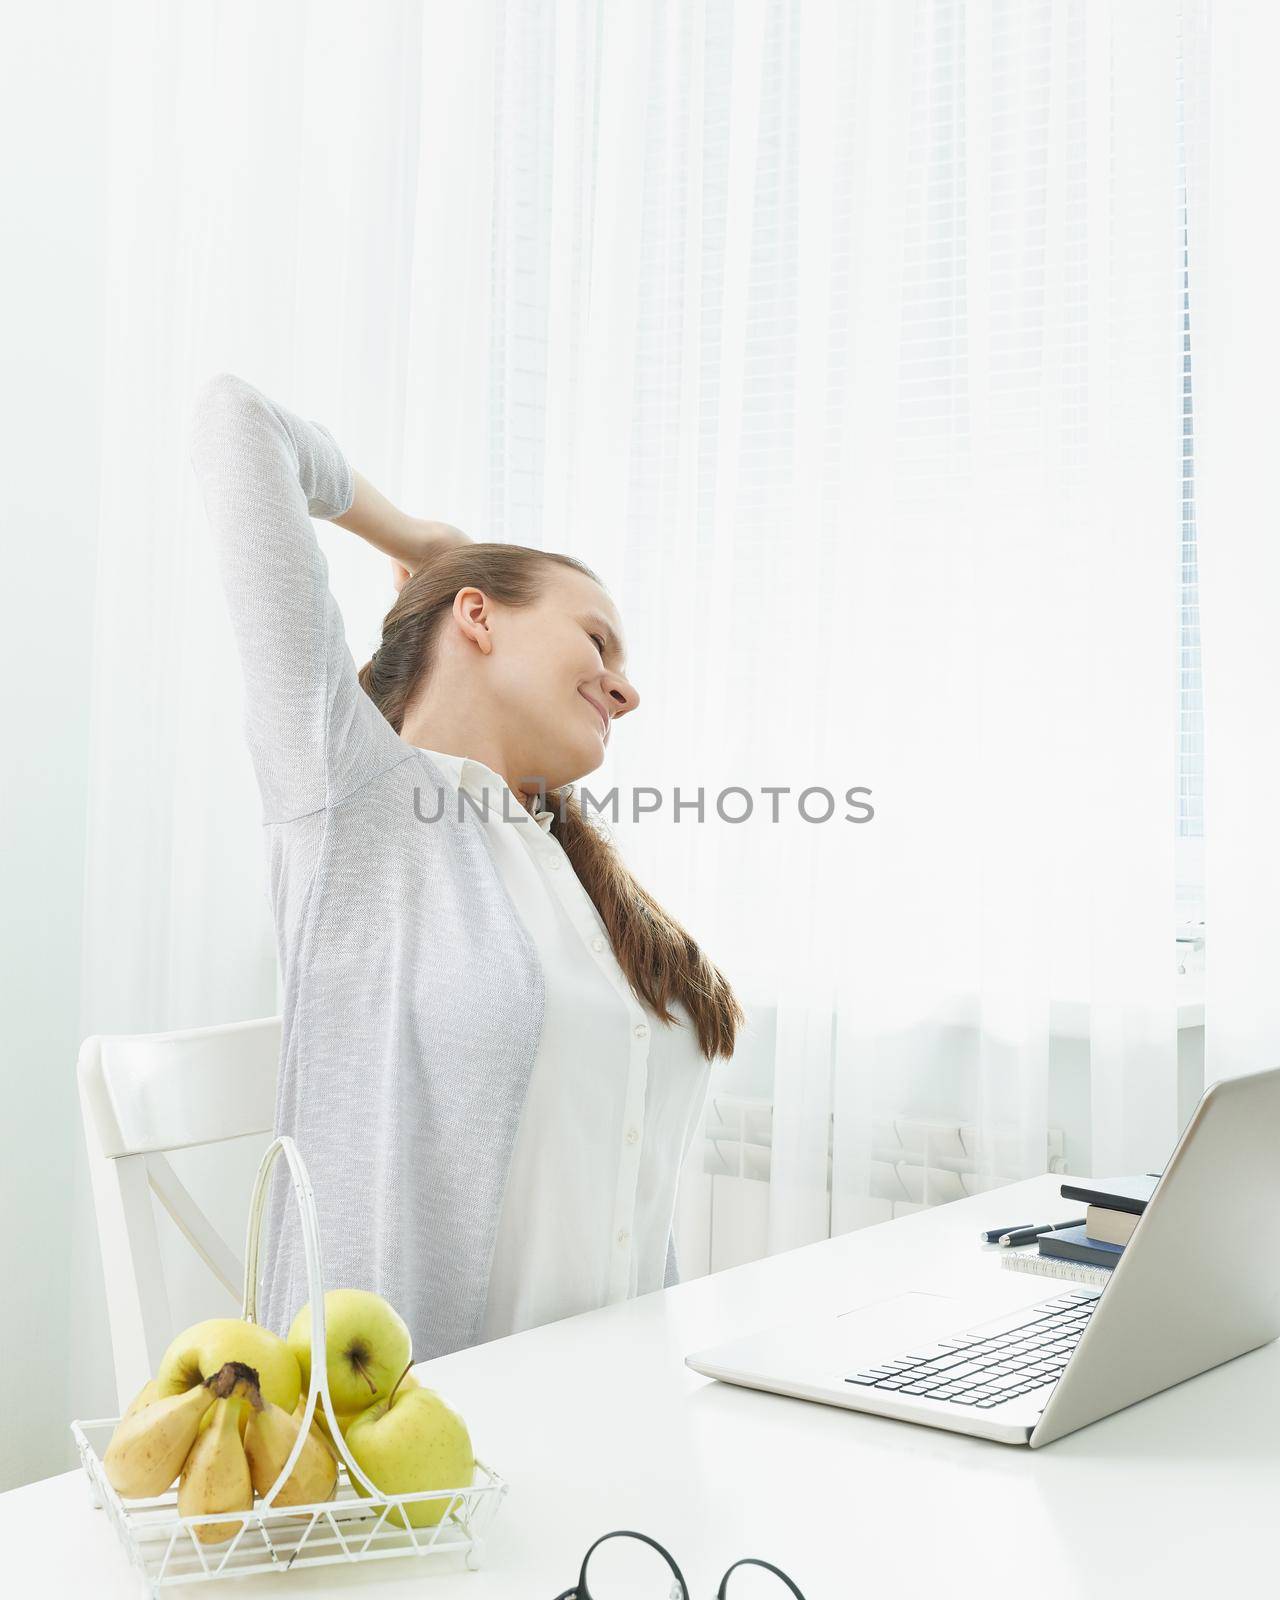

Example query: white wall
[0,2,108,1489]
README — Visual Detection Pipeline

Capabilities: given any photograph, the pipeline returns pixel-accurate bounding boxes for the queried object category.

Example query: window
[1176,12,1205,922]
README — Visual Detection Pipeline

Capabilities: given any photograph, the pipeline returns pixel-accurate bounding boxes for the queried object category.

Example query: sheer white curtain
[70,0,501,1429]
[578,0,1184,1250]
[1188,1,1280,1087]
[72,0,1190,1429]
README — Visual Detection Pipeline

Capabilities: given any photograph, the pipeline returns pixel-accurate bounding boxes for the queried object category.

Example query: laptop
[685,1067,1280,1446]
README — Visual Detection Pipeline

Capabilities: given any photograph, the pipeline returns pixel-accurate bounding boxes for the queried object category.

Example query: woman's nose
[605,675,639,716]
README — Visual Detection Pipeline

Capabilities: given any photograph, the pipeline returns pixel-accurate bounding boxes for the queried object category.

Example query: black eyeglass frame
[551,1528,807,1599]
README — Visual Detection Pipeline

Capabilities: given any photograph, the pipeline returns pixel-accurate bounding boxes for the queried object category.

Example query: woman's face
[482,566,639,792]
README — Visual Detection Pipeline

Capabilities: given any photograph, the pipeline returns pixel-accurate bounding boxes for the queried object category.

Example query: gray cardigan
[187,373,677,1359]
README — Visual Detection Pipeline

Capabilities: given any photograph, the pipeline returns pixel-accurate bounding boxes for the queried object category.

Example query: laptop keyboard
[844,1291,1100,1410]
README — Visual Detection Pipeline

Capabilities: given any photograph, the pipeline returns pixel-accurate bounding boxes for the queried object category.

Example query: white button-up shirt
[420,751,712,1342]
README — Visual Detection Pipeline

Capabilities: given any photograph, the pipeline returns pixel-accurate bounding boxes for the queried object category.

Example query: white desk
[4,1172,1275,1598]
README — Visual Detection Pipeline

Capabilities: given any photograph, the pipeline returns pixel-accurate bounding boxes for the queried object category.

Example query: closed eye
[589,632,607,655]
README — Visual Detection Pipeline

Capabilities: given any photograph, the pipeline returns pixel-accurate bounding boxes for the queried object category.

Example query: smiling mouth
[582,692,609,740]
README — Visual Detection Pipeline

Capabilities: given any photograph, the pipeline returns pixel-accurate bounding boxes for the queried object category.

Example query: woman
[188,372,743,1359]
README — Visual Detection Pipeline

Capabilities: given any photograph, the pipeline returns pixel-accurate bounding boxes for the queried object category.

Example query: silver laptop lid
[1031,1066,1280,1447]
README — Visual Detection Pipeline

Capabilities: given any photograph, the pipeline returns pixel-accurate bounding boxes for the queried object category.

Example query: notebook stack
[1001,1174,1160,1288]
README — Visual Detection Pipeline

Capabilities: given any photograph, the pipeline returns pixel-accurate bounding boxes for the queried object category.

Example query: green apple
[286,1290,412,1417]
[344,1364,475,1530]
[300,1371,421,1450]
[155,1319,300,1439]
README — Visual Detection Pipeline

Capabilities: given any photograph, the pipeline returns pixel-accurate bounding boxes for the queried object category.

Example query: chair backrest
[77,1015,280,1412]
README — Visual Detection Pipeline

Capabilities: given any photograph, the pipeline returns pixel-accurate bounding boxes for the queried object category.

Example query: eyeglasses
[551,1528,808,1598]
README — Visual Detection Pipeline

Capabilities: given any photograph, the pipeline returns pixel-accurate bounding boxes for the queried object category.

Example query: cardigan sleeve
[187,372,405,824]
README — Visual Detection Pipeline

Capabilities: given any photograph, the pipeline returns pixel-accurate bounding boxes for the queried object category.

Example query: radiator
[676,1093,1066,1277]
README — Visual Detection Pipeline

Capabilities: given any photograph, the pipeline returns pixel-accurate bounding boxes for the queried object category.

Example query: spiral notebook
[1000,1249,1114,1289]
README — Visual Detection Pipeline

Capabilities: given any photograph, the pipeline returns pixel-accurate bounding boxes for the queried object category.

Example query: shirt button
[546,856,561,871]
[633,1022,649,1040]
[625,1126,640,1145]
[616,1228,629,1247]
[591,934,606,952]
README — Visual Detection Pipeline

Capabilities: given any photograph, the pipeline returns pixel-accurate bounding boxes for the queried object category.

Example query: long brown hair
[356,542,744,1062]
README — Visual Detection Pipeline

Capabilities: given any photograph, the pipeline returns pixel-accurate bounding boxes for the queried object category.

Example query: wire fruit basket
[70,1135,508,1595]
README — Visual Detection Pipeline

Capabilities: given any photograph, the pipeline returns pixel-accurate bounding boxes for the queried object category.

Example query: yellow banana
[292,1393,340,1462]
[195,1391,250,1443]
[122,1377,162,1419]
[103,1378,216,1499]
[178,1385,254,1545]
[246,1382,338,1510]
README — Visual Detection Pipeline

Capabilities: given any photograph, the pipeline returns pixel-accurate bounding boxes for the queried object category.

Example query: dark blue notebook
[1038,1225,1125,1268]
[1059,1174,1159,1215]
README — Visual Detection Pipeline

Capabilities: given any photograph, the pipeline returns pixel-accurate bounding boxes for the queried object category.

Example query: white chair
[77,1015,281,1413]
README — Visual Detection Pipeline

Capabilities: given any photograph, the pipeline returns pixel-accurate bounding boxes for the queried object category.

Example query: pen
[979,1222,1031,1243]
[998,1217,1088,1246]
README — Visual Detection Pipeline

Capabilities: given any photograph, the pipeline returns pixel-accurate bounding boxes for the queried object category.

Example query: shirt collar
[419,749,555,833]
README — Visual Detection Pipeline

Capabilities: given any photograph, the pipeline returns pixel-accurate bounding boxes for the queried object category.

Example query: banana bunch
[103,1360,338,1544]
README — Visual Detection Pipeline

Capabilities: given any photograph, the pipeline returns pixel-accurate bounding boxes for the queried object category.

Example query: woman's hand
[392,518,472,593]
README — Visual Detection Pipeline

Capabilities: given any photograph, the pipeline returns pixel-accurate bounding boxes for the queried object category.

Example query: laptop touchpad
[830,1290,974,1370]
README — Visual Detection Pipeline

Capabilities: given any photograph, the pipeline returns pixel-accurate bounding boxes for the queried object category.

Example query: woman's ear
[453,587,495,656]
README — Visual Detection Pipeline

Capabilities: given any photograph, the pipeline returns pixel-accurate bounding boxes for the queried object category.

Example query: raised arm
[332,472,468,580]
[187,372,408,824]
